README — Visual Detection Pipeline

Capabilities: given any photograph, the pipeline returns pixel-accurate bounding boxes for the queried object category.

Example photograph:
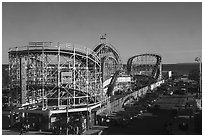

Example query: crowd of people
[52,114,86,135]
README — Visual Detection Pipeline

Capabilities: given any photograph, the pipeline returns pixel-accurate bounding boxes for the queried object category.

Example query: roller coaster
[93,38,122,82]
[127,54,162,87]
[7,36,163,134]
[9,42,103,110]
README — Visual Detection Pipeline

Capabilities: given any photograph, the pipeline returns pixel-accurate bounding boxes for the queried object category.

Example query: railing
[97,80,165,115]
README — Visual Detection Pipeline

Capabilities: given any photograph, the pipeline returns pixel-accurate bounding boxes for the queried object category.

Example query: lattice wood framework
[9,42,103,110]
[93,42,122,82]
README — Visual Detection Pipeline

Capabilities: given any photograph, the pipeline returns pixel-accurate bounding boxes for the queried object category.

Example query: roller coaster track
[8,41,163,114]
[93,43,121,63]
[9,46,100,65]
[127,54,162,80]
[9,43,103,109]
[107,70,121,96]
[93,42,123,97]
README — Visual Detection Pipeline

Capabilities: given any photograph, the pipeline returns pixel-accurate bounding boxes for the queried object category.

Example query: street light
[195,56,202,99]
[66,97,69,135]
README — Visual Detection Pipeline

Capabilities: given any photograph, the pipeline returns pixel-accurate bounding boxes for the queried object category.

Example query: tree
[2,64,9,88]
[188,68,199,82]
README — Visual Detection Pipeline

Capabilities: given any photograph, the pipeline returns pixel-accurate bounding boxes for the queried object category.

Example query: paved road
[103,93,200,135]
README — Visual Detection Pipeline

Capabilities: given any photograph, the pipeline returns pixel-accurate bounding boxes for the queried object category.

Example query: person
[76,126,79,135]
[52,125,56,135]
[98,130,103,135]
[19,128,23,135]
[24,123,29,133]
[189,109,193,119]
[19,123,24,135]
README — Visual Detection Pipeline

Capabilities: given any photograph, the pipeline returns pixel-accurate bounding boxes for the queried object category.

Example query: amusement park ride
[7,35,163,134]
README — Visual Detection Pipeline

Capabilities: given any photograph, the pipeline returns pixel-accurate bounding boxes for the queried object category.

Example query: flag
[195,57,200,62]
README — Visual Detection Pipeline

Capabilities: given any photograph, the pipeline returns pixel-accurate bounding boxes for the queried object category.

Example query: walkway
[82,126,108,135]
[2,130,52,135]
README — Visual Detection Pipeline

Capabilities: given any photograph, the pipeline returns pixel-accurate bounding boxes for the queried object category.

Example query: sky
[2,2,202,64]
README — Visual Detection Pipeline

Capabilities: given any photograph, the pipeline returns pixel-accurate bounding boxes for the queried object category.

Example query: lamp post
[195,56,202,99]
[66,98,69,135]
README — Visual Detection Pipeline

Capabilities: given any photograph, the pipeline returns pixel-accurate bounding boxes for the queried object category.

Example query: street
[103,80,201,135]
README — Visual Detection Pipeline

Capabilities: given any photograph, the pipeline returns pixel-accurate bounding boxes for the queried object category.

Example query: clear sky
[2,2,202,64]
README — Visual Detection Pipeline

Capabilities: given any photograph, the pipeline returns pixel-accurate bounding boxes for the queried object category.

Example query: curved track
[9,43,103,110]
[93,43,122,82]
[127,54,162,81]
[106,70,121,96]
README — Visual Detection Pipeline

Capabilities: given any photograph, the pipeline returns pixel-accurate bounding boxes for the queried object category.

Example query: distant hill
[162,63,199,75]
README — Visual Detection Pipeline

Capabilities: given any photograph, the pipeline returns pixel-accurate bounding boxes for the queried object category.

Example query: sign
[51,117,56,123]
[61,72,72,84]
[29,42,44,46]
[117,77,131,83]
